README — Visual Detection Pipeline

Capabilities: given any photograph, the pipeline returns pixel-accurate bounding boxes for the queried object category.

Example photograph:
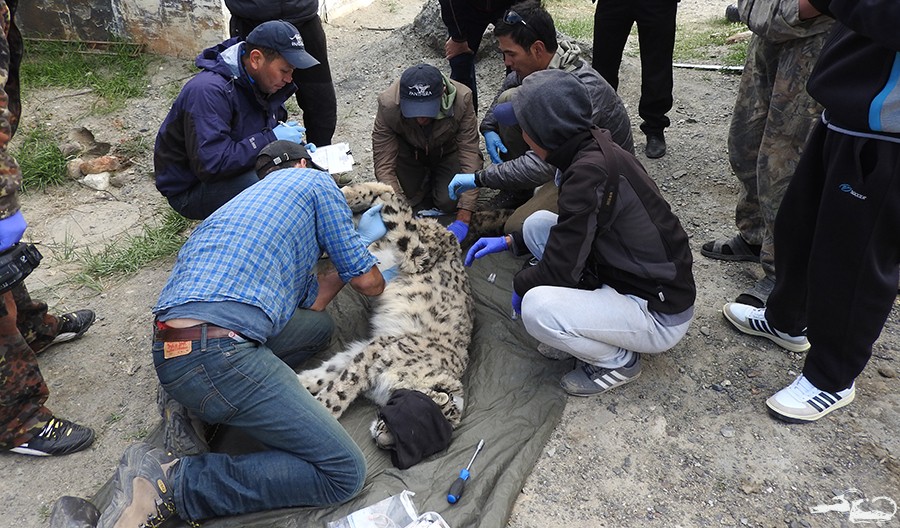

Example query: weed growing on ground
[20,39,153,113]
[74,209,192,288]
[13,124,67,192]
[675,19,747,66]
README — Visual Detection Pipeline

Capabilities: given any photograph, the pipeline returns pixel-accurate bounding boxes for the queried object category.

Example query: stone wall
[18,0,372,58]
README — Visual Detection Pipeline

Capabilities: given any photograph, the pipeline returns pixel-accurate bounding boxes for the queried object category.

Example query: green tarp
[93,254,568,528]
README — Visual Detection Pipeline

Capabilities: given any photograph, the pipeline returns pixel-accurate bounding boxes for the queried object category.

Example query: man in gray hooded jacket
[448,1,633,235]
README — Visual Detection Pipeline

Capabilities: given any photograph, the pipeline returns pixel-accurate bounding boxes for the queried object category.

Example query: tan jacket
[372,75,483,211]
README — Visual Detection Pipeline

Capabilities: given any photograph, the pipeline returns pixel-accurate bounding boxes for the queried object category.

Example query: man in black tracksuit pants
[724,0,900,423]
[225,0,337,147]
[592,0,678,159]
[438,0,515,110]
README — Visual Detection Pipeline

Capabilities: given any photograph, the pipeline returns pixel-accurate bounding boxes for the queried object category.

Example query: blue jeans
[152,309,366,521]
[166,170,259,220]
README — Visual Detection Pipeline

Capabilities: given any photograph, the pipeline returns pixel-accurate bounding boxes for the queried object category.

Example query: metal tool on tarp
[447,439,485,504]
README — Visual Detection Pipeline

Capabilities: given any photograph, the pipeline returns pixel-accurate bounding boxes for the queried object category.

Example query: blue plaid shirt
[154,168,377,338]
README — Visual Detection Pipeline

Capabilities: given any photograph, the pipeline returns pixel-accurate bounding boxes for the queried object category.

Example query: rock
[80,172,110,191]
[80,155,122,175]
[877,366,896,378]
[699,325,711,336]
[69,126,111,156]
[59,141,83,157]
[721,426,735,438]
[66,157,84,180]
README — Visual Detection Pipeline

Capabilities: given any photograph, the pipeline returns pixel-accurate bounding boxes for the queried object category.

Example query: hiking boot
[560,355,641,397]
[536,343,572,360]
[53,310,96,346]
[725,4,741,23]
[98,443,180,528]
[644,134,666,159]
[157,384,210,457]
[49,496,101,528]
[766,375,855,423]
[9,417,94,456]
[722,303,810,352]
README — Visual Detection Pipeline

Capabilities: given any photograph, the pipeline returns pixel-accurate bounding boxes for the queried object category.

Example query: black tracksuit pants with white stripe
[766,120,900,393]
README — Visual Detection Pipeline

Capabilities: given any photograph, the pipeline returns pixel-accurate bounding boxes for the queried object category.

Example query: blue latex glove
[381,266,399,283]
[305,142,317,153]
[464,236,508,266]
[483,131,508,165]
[273,121,306,143]
[511,291,522,315]
[0,210,27,252]
[448,173,477,200]
[447,220,468,243]
[357,203,387,246]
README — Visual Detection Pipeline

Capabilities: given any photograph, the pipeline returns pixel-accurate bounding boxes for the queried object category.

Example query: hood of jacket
[436,73,458,120]
[547,39,584,73]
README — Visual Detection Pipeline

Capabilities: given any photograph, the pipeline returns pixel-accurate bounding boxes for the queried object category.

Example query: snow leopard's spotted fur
[298,182,474,448]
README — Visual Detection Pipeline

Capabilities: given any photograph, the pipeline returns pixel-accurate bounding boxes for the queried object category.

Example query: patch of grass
[21,39,153,112]
[674,19,748,66]
[12,124,67,192]
[74,209,192,287]
[555,17,594,42]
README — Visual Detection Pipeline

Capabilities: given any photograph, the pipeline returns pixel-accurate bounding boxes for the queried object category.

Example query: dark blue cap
[493,102,518,126]
[246,20,319,69]
[399,64,444,118]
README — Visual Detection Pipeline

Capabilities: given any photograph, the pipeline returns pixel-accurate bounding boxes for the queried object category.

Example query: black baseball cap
[255,140,325,178]
[399,64,444,119]
[246,20,319,69]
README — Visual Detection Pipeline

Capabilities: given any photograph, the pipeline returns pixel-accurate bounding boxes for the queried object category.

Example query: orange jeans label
[163,341,192,359]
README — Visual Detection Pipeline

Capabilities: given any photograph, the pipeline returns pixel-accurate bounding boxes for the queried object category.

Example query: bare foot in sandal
[700,234,761,262]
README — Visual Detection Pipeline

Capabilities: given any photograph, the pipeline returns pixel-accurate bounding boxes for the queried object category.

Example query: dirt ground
[1,0,898,526]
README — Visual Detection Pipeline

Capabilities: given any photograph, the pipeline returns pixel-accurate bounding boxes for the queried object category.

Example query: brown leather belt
[154,324,244,342]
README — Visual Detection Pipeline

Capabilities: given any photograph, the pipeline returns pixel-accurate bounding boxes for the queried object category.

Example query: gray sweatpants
[520,211,692,369]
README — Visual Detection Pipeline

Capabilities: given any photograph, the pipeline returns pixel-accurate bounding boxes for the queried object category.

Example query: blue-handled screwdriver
[447,439,485,504]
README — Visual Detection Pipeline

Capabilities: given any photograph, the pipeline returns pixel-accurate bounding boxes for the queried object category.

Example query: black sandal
[700,234,761,262]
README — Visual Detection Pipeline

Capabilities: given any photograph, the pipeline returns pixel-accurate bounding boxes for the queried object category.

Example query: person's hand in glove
[448,173,477,200]
[483,131,507,165]
[464,235,509,266]
[356,203,387,246]
[447,220,468,243]
[511,291,522,315]
[0,210,27,253]
[304,142,317,153]
[273,121,307,143]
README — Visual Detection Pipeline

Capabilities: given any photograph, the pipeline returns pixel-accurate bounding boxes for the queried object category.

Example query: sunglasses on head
[503,9,529,27]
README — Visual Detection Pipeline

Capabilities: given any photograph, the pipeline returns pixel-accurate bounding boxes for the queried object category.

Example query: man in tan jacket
[373,63,482,242]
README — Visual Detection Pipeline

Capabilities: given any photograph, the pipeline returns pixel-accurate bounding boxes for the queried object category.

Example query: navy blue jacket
[807,0,900,135]
[154,38,294,196]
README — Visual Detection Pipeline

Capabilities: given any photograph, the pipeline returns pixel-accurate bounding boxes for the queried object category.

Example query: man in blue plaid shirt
[96,166,390,526]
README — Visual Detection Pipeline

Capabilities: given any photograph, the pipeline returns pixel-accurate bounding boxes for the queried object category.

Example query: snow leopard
[298,182,474,448]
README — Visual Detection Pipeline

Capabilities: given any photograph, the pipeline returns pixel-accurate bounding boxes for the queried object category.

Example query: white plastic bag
[326,490,419,528]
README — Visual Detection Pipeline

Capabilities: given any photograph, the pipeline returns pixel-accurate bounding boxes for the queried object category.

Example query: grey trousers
[520,211,691,368]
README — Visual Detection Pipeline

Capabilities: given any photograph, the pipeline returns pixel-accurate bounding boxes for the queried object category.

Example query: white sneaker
[766,375,855,423]
[722,303,810,352]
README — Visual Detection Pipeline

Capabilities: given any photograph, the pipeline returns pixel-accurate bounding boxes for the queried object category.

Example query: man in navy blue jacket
[724,0,900,423]
[154,20,318,220]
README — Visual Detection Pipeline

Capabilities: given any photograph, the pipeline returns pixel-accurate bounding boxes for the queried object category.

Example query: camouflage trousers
[0,283,61,449]
[729,32,827,279]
